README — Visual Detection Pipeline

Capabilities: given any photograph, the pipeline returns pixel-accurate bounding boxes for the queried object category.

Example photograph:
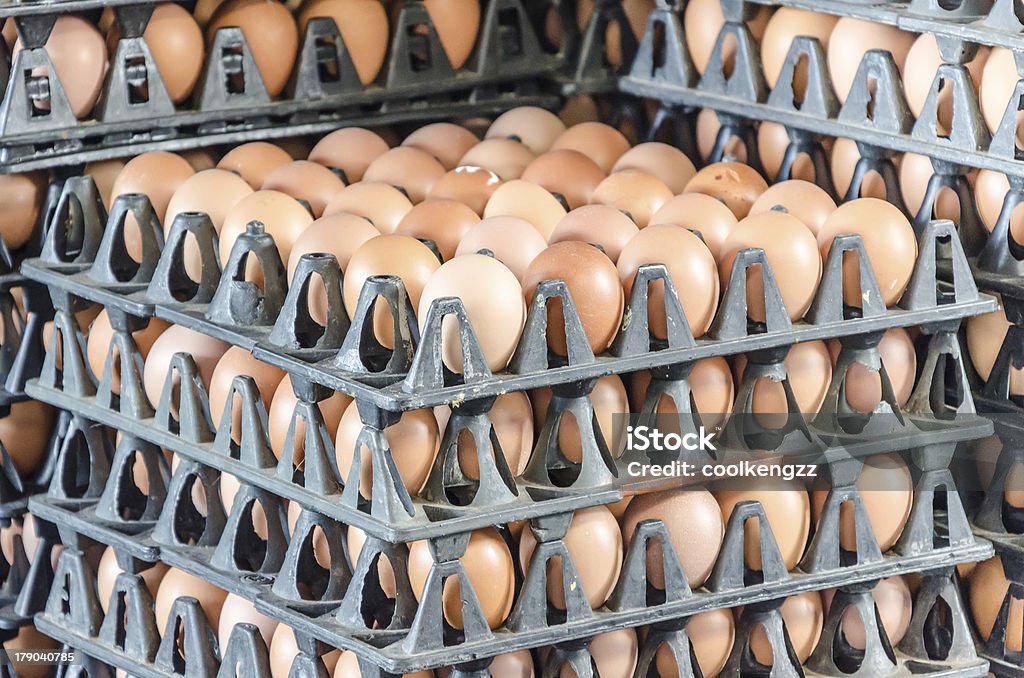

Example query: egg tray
[22,406,995,672]
[0,0,563,173]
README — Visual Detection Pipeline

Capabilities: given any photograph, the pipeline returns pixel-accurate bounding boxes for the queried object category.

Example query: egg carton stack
[0,0,569,172]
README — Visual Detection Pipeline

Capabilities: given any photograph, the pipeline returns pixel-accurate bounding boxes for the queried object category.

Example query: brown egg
[811,453,913,552]
[611,143,696,194]
[558,95,602,127]
[521,150,607,210]
[966,294,1024,394]
[343,235,440,347]
[684,0,771,75]
[86,311,170,394]
[487,107,567,154]
[207,0,299,97]
[418,254,526,372]
[419,0,480,70]
[621,487,725,588]
[13,16,108,118]
[298,0,389,84]
[485,650,534,678]
[453,391,533,479]
[696,108,747,163]
[0,400,54,476]
[484,180,567,240]
[154,567,228,634]
[656,608,734,678]
[684,162,768,219]
[748,180,837,236]
[760,9,837,95]
[573,0,652,67]
[519,506,622,609]
[333,650,435,678]
[335,402,439,496]
[903,35,988,135]
[817,198,917,307]
[719,210,821,322]
[715,477,810,571]
[112,151,196,226]
[217,142,294,189]
[459,139,536,180]
[182,148,219,171]
[618,224,719,339]
[208,346,285,437]
[363,147,446,204]
[562,628,637,678]
[0,172,46,250]
[826,18,915,102]
[649,193,737,259]
[268,374,350,462]
[143,324,229,415]
[531,374,629,460]
[630,357,735,431]
[270,624,340,678]
[981,47,1024,144]
[974,435,1024,509]
[308,128,391,183]
[549,205,639,262]
[900,153,974,225]
[324,182,413,234]
[454,216,547,280]
[970,556,1024,652]
[261,160,345,217]
[395,199,480,260]
[86,159,128,211]
[823,576,912,648]
[428,166,503,215]
[827,327,916,412]
[346,525,396,597]
[747,591,823,664]
[4,625,59,678]
[590,170,673,229]
[830,137,897,200]
[551,123,631,173]
[164,170,255,272]
[975,169,1024,242]
[218,190,314,265]
[96,547,168,612]
[735,340,831,422]
[108,3,204,103]
[219,592,278,647]
[757,121,818,183]
[402,123,479,171]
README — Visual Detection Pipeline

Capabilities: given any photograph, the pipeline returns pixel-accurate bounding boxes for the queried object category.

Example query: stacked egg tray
[0,0,563,172]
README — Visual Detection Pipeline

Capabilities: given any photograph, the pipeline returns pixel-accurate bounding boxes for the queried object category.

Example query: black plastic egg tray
[0,0,562,172]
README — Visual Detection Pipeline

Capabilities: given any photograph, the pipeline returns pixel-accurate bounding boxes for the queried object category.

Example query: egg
[974,434,1024,509]
[0,172,47,250]
[111,152,196,248]
[519,506,622,609]
[307,128,390,183]
[551,123,630,173]
[531,374,629,461]
[402,123,479,171]
[611,143,696,194]
[558,95,602,127]
[154,567,228,634]
[333,650,434,678]
[182,147,219,171]
[408,528,515,629]
[298,0,389,85]
[428,166,503,215]
[621,487,725,588]
[1,400,55,475]
[980,47,1024,144]
[459,138,536,180]
[811,453,913,552]
[648,193,737,259]
[395,199,480,261]
[363,147,446,204]
[485,650,534,678]
[969,556,1023,651]
[455,216,547,280]
[828,19,916,102]
[346,525,397,597]
[684,162,768,219]
[484,179,567,241]
[757,121,818,183]
[143,324,229,415]
[618,224,720,339]
[86,159,128,210]
[208,346,285,438]
[572,0,652,67]
[548,205,639,262]
[217,142,294,189]
[86,312,170,394]
[565,628,638,678]
[748,591,823,664]
[630,357,735,431]
[823,576,912,648]
[899,153,971,225]
[218,592,279,646]
[3,625,59,678]
[828,327,916,412]
[452,391,533,478]
[656,608,734,678]
[270,624,340,677]
[96,546,169,612]
[817,198,917,307]
[715,477,811,571]
[420,0,481,70]
[108,3,204,103]
[13,15,108,118]
[418,254,526,372]
[323,182,413,234]
[218,190,314,266]
[903,35,988,135]
[747,180,837,236]
[261,160,346,217]
[966,293,1024,394]
[684,0,771,75]
[521,150,607,210]
[736,340,831,422]
[207,0,299,97]
[522,242,623,356]
[975,169,1024,242]
[830,138,897,200]
[487,107,567,154]
[268,375,350,463]
[696,108,747,163]
[589,170,673,229]
[760,9,837,97]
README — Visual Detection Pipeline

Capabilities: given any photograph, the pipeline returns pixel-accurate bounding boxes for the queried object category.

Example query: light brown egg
[611,143,696,194]
[590,170,673,229]
[970,556,1024,652]
[618,224,719,339]
[696,108,748,163]
[323,182,413,233]
[981,47,1024,145]
[826,18,915,102]
[575,0,654,67]
[966,293,1024,395]
[395,199,480,260]
[823,576,912,648]
[298,0,389,85]
[900,153,973,225]
[333,649,435,678]
[454,216,547,279]
[656,608,734,678]
[621,487,725,588]
[757,121,818,183]
[335,402,439,496]
[154,567,228,635]
[261,160,346,217]
[551,122,631,173]
[0,400,55,476]
[484,180,567,240]
[0,172,47,249]
[86,159,128,211]
[420,0,480,70]
[112,151,196,227]
[207,0,299,97]
[217,142,293,189]
[630,357,735,431]
[830,137,897,200]
[208,346,285,437]
[715,477,811,571]
[268,375,350,462]
[4,625,59,678]
[531,374,629,460]
[974,434,1024,509]
[96,546,168,613]
[558,95,602,127]
[748,180,837,236]
[648,193,736,260]
[827,327,916,412]
[13,15,108,118]
[811,453,913,552]
[308,128,390,184]
[363,147,446,204]
[684,0,771,75]
[903,35,988,135]
[402,123,479,171]
[684,162,768,219]
[218,190,314,265]
[549,205,639,262]
[182,147,219,171]
[164,170,255,271]
[346,524,396,598]
[817,198,917,307]
[143,324,229,415]
[86,311,170,394]
[975,169,1024,242]
[218,592,279,646]
[487,107,567,154]
[521,150,607,210]
[459,139,536,180]
[428,165,503,215]
[735,340,831,422]
[748,591,823,664]
[270,624,340,678]
[568,628,638,678]
[452,391,533,479]
[760,9,837,95]
[486,650,533,678]
[418,254,526,372]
